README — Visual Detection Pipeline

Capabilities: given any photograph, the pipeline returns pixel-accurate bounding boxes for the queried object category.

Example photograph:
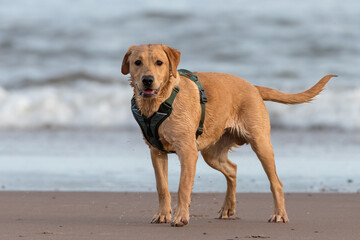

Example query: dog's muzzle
[136,84,160,98]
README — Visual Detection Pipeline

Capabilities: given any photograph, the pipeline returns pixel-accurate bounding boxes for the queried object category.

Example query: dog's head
[122,44,181,98]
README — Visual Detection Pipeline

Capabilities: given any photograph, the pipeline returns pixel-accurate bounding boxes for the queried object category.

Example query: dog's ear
[161,44,181,77]
[121,45,136,75]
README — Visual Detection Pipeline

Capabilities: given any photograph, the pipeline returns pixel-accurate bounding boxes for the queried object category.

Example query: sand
[0,192,359,240]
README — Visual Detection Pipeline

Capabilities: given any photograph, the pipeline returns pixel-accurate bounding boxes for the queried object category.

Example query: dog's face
[121,44,181,98]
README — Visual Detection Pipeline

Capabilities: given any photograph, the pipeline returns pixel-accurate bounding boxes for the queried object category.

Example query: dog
[121,44,336,227]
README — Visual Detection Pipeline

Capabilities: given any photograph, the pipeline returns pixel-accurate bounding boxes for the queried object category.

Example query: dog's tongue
[143,89,156,94]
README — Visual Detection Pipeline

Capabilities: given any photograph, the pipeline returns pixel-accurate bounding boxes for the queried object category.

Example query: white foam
[0,81,136,129]
[0,81,359,130]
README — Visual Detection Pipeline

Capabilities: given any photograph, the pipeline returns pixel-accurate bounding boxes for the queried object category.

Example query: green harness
[131,69,207,153]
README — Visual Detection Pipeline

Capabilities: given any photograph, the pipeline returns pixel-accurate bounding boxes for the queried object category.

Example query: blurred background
[0,0,359,192]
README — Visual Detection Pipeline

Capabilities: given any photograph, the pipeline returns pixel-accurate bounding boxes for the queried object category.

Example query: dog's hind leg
[239,92,289,223]
[201,132,238,219]
[249,129,289,223]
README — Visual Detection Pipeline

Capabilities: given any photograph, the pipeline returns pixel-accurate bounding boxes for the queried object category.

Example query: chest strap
[131,86,179,153]
[131,69,207,153]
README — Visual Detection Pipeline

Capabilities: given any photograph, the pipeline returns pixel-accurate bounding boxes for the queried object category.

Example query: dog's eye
[156,60,163,66]
[135,60,142,66]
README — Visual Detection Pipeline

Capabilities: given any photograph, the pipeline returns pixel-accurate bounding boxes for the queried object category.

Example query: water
[0,0,359,130]
[0,129,359,192]
[0,0,359,192]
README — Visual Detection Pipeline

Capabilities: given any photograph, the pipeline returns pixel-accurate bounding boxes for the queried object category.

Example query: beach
[1,129,359,239]
[1,0,360,239]
[1,191,359,240]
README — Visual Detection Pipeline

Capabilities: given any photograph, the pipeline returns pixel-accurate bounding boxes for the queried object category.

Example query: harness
[131,69,207,153]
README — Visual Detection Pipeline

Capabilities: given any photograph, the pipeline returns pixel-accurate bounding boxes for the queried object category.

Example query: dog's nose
[142,75,154,87]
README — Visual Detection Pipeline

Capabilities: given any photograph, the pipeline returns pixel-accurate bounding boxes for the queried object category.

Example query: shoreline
[0,191,359,240]
[1,129,359,193]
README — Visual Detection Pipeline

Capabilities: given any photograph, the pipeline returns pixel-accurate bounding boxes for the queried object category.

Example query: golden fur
[122,44,336,227]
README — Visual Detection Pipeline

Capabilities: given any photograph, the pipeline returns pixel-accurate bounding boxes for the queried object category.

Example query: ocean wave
[0,78,359,130]
[4,71,126,89]
[0,79,135,129]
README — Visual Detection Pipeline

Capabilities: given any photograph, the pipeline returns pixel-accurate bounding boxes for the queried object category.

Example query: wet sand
[0,192,359,240]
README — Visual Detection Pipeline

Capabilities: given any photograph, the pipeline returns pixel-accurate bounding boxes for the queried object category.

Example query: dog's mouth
[136,85,160,98]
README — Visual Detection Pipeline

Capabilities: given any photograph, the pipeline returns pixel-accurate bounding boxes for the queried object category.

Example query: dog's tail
[255,75,337,104]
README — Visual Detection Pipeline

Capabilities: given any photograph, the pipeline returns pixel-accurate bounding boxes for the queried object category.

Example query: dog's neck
[133,73,180,118]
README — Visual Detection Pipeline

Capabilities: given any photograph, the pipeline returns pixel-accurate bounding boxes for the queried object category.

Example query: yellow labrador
[121,44,335,227]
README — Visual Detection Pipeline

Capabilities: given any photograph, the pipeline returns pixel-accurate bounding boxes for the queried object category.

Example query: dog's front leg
[171,145,198,227]
[150,148,172,224]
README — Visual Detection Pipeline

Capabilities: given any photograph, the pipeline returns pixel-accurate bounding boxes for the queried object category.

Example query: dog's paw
[218,199,236,219]
[218,206,235,219]
[171,210,189,227]
[151,213,171,224]
[268,213,289,223]
[170,217,188,227]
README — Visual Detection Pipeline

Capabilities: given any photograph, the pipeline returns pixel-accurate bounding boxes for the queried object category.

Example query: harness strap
[178,69,207,138]
[131,86,179,153]
[158,86,179,113]
[131,69,207,154]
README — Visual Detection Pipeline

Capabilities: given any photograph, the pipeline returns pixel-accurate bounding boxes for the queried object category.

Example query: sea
[0,0,359,192]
